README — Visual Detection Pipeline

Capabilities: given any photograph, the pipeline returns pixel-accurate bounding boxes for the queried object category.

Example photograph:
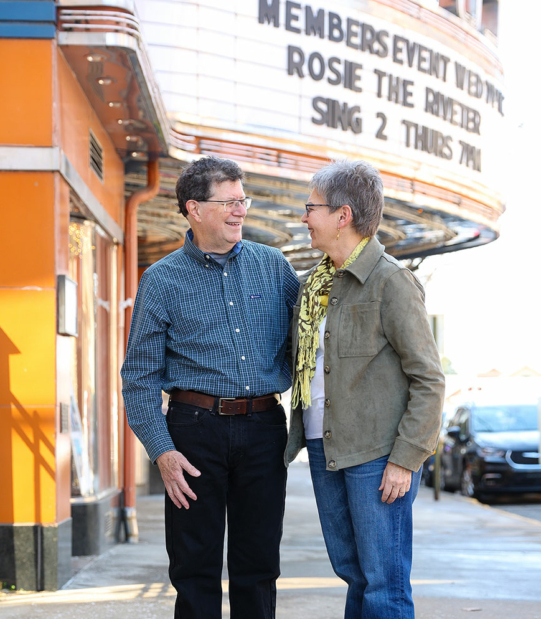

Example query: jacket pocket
[338,302,382,357]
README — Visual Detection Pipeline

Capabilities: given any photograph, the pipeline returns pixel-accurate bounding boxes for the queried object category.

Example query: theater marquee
[136,0,506,263]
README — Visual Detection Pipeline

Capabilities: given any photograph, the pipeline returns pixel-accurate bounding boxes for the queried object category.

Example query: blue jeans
[306,439,421,619]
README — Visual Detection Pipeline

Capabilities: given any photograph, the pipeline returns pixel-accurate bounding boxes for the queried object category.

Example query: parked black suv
[441,391,541,499]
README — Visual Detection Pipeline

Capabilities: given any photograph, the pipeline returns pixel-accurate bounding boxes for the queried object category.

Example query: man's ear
[186,199,202,223]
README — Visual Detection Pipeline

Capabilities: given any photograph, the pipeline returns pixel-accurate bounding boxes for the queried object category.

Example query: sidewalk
[1,462,541,618]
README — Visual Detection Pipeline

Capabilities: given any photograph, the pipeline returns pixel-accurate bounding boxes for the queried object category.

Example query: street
[1,462,541,618]
[481,494,541,524]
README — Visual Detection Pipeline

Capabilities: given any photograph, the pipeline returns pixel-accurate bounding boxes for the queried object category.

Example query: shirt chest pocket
[338,302,384,358]
[248,290,284,337]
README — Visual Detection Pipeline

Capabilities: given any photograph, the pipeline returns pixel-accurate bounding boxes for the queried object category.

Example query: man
[121,156,299,619]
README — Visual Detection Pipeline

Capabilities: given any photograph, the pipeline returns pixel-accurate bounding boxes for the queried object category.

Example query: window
[439,0,495,33]
[68,218,119,497]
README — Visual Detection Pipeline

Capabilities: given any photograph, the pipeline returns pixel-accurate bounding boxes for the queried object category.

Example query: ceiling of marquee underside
[126,160,497,271]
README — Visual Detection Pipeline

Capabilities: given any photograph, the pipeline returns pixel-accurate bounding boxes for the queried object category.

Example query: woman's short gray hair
[310,160,384,238]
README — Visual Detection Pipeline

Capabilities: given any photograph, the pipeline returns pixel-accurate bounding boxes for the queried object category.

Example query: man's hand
[157,450,201,509]
[378,461,412,504]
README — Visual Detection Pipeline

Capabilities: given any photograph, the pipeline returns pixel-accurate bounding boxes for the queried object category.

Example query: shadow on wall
[0,327,56,526]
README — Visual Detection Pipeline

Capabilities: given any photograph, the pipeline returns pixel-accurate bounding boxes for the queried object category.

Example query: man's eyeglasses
[304,203,340,215]
[199,197,252,212]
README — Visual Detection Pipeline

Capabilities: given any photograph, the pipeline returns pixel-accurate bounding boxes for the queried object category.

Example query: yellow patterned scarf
[291,238,369,409]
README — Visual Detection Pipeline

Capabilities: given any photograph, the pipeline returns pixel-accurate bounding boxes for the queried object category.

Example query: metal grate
[89,130,104,181]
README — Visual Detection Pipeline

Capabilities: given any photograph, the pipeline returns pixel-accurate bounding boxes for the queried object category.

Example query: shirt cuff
[146,435,177,465]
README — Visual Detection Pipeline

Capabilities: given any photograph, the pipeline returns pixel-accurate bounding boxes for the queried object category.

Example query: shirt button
[241,356,245,360]
[235,328,240,333]
[205,264,209,268]
[324,431,332,439]
[205,254,210,260]
[246,386,250,391]
[330,297,338,306]
[324,366,330,374]
[324,331,330,339]
[229,301,234,306]
[224,272,228,277]
[328,460,337,469]
[325,399,330,407]
[337,270,345,278]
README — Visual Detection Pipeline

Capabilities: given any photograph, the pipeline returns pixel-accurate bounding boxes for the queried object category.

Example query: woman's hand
[379,462,412,504]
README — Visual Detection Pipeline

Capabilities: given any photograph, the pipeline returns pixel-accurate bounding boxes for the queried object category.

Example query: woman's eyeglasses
[304,203,340,215]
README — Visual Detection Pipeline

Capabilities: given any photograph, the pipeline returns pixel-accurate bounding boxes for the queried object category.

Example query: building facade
[0,0,503,591]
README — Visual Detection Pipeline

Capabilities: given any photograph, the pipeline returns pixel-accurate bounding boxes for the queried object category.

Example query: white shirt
[302,316,327,440]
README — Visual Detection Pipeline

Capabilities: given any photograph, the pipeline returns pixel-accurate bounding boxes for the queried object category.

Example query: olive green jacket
[284,237,445,472]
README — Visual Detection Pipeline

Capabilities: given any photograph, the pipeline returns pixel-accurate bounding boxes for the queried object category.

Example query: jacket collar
[344,236,384,284]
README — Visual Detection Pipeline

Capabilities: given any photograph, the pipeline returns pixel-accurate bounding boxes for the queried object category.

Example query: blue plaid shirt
[121,231,300,463]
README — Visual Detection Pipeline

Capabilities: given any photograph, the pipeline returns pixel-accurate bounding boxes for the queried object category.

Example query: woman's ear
[340,205,353,226]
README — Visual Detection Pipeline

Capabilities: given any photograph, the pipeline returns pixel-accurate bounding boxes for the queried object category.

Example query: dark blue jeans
[165,401,288,619]
[306,439,421,619]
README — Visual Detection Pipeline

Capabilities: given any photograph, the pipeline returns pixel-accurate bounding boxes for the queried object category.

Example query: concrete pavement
[1,461,541,618]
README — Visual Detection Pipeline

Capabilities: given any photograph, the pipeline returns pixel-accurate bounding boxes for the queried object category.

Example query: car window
[471,405,539,432]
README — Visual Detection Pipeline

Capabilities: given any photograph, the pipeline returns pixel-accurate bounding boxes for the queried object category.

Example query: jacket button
[325,399,330,407]
[328,460,337,468]
[324,331,330,339]
[330,297,338,306]
[337,270,345,278]
[324,366,330,374]
[324,431,332,439]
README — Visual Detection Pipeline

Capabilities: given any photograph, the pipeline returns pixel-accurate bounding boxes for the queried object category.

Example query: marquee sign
[140,0,505,191]
[256,0,503,179]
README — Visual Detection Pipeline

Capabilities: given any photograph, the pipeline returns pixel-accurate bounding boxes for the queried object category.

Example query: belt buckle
[218,397,236,415]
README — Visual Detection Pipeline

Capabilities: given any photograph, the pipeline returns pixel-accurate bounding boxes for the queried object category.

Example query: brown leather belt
[169,389,280,415]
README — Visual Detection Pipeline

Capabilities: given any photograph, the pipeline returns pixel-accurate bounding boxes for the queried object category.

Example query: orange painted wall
[0,173,56,289]
[0,172,67,525]
[0,40,127,527]
[0,289,57,524]
[0,39,53,146]
[0,34,59,524]
[57,49,124,228]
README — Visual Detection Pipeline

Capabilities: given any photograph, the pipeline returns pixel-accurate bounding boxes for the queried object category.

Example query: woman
[285,160,445,619]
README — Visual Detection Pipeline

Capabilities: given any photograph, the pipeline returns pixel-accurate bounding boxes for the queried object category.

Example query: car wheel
[477,493,495,505]
[460,465,477,498]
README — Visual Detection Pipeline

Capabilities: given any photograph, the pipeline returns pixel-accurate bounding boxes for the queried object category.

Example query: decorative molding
[57,7,170,156]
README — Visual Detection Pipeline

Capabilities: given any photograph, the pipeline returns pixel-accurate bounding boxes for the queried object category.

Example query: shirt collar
[343,236,385,284]
[183,229,243,265]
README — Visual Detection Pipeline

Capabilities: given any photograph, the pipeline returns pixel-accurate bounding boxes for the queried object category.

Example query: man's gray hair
[310,160,384,238]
